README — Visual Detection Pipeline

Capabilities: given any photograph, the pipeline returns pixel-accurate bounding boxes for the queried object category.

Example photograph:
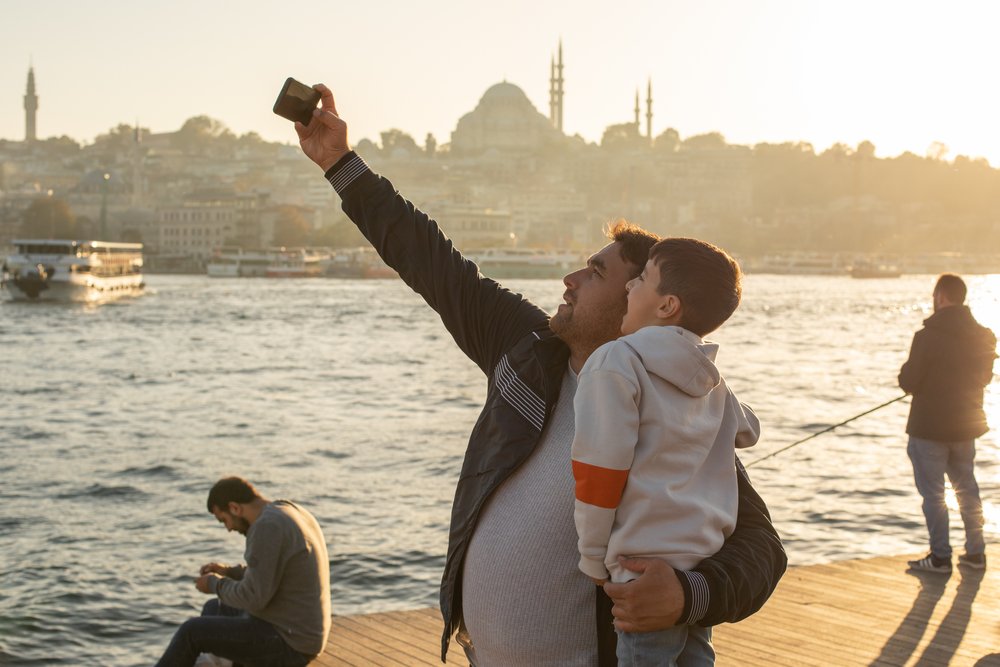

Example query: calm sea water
[1,273,998,665]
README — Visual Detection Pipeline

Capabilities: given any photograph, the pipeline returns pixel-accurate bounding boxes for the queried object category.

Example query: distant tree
[311,220,366,247]
[40,135,82,153]
[93,123,141,154]
[355,138,378,159]
[601,122,644,151]
[379,129,421,158]
[856,140,876,160]
[20,197,76,238]
[926,141,949,162]
[653,128,680,153]
[272,206,311,246]
[172,116,236,154]
[682,132,728,151]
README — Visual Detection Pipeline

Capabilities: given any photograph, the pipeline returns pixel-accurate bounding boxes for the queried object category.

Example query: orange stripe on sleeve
[572,460,628,509]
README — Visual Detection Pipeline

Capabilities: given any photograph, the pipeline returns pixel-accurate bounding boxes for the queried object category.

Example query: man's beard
[234,517,250,535]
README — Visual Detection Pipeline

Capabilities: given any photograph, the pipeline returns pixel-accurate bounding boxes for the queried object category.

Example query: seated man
[155,477,331,667]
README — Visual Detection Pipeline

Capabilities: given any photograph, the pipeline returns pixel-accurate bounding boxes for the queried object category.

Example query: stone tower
[646,78,653,143]
[548,41,564,133]
[24,66,39,142]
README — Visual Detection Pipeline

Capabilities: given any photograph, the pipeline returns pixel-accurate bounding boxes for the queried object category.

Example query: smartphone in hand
[273,77,321,125]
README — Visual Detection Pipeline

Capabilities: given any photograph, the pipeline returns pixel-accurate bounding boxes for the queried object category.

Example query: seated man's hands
[200,562,229,576]
[602,556,684,632]
[195,572,223,594]
[295,84,351,172]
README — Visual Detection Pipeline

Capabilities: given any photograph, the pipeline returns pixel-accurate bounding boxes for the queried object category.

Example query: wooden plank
[316,546,999,666]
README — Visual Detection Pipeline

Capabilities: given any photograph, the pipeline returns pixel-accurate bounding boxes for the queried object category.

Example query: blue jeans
[907,436,986,559]
[154,599,312,667]
[617,625,714,666]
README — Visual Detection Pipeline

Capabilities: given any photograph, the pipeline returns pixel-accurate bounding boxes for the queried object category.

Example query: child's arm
[572,367,640,582]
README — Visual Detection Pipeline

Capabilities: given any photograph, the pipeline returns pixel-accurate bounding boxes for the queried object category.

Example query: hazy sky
[3,0,998,164]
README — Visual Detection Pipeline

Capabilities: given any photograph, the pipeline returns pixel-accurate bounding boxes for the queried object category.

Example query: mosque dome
[450,81,563,155]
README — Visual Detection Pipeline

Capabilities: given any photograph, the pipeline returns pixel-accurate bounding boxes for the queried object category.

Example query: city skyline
[3,0,999,165]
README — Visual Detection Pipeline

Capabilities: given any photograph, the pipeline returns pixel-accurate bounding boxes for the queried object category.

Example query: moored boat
[2,239,144,302]
[850,260,902,279]
[470,248,582,279]
[207,247,277,277]
[266,248,326,278]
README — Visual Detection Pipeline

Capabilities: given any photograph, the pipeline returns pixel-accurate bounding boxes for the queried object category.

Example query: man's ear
[228,501,242,517]
[656,294,682,322]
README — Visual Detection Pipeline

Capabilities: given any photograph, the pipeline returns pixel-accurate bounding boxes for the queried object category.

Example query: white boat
[2,239,144,302]
[206,247,277,277]
[266,248,326,278]
[746,252,848,276]
[850,262,902,279]
[470,248,583,279]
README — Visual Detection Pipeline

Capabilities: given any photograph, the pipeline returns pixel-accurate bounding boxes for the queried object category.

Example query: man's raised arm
[295,85,548,374]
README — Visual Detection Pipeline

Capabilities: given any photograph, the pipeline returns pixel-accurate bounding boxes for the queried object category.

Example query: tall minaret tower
[645,78,653,144]
[24,66,39,142]
[549,41,565,132]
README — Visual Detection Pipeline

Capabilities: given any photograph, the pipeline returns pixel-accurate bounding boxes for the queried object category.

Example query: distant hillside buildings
[3,48,999,271]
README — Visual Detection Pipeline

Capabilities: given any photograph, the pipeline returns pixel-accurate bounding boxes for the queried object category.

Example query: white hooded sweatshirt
[571,325,759,582]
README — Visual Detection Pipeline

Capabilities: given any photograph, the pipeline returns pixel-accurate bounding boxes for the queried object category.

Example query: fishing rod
[745,393,909,468]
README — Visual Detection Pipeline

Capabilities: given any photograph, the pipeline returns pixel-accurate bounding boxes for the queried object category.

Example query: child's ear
[656,294,682,322]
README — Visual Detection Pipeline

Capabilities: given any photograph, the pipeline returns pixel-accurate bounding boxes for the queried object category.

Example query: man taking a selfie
[292,83,785,665]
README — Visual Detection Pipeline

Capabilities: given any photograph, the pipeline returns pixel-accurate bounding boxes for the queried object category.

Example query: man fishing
[900,273,995,574]
[294,83,786,665]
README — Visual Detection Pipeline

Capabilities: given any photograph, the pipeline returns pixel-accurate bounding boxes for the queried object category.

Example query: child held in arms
[572,236,759,666]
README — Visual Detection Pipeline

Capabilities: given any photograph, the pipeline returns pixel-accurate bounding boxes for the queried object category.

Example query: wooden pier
[314,545,998,666]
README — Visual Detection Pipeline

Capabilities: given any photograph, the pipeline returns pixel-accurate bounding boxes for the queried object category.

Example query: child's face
[622,259,668,335]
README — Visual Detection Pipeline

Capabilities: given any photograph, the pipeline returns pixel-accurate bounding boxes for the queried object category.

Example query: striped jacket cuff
[675,569,710,625]
[324,151,369,195]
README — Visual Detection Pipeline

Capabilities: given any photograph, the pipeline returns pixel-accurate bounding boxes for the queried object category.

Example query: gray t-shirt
[461,368,597,666]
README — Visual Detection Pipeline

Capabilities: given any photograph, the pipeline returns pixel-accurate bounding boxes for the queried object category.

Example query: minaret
[634,89,640,129]
[549,55,557,126]
[645,78,653,144]
[549,41,565,132]
[24,66,39,142]
[131,121,143,206]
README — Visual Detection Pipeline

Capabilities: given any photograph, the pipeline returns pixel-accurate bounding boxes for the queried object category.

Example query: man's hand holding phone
[293,83,351,173]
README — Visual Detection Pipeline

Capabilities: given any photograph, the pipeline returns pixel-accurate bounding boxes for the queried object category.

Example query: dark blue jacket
[326,152,786,664]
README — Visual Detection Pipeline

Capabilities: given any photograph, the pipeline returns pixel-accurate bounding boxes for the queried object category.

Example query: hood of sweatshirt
[620,325,721,398]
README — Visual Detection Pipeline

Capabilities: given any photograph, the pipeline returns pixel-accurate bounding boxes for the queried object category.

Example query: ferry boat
[2,239,144,302]
[206,247,276,277]
[850,262,902,279]
[470,248,583,279]
[266,248,326,278]
[745,252,848,276]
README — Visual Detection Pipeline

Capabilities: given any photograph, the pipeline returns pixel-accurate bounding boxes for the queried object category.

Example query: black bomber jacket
[326,152,787,664]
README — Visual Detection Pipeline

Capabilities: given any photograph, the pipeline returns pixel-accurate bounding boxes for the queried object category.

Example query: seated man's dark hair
[207,476,262,513]
[934,273,967,304]
[649,237,742,336]
[607,219,660,277]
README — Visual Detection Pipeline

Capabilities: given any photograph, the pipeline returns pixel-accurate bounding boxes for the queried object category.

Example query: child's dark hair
[649,237,742,336]
[207,476,261,513]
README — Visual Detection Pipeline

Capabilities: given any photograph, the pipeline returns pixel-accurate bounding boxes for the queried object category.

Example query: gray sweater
[215,500,331,656]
